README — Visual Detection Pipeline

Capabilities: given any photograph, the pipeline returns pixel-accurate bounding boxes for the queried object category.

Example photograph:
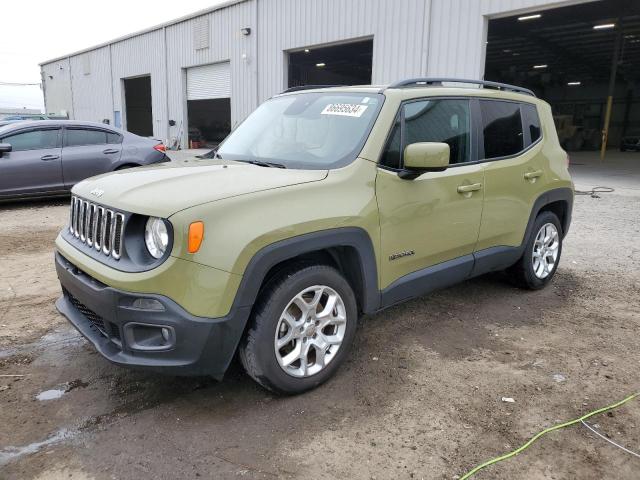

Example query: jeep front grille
[69,196,125,259]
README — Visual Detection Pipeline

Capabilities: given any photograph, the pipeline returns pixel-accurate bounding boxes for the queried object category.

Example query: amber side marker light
[188,221,204,253]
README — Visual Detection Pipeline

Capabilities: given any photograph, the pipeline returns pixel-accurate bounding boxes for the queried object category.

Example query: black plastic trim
[381,254,474,308]
[379,187,573,308]
[232,227,380,314]
[61,200,173,273]
[55,252,250,378]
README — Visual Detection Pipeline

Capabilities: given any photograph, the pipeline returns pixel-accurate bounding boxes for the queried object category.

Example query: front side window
[380,116,401,169]
[379,98,471,169]
[480,100,523,159]
[1,129,59,152]
[522,103,541,146]
[65,129,107,147]
[403,99,471,165]
[217,93,383,169]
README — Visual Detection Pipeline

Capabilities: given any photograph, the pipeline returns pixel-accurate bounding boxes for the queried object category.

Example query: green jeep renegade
[55,78,573,394]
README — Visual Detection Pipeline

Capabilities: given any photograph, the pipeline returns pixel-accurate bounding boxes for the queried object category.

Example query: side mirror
[0,143,12,157]
[399,142,450,180]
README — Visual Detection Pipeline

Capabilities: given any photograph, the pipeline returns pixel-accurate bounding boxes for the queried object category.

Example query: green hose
[459,392,639,480]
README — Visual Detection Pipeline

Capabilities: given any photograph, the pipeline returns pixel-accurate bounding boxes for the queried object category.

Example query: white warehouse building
[40,0,639,150]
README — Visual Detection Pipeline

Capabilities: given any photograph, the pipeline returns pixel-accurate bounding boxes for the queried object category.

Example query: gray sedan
[0,120,168,201]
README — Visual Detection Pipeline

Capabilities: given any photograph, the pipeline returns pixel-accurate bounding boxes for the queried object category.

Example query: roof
[0,119,124,133]
[277,80,542,103]
[40,0,248,66]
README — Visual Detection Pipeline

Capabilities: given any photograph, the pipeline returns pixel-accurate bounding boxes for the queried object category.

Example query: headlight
[144,217,169,259]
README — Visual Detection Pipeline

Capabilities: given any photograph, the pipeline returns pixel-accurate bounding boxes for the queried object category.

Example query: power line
[0,81,41,86]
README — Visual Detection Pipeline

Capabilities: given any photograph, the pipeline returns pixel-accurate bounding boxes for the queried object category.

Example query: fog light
[132,298,165,311]
[161,327,170,342]
[123,323,175,351]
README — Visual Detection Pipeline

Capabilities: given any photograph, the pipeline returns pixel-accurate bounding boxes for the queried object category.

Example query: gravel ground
[0,154,639,479]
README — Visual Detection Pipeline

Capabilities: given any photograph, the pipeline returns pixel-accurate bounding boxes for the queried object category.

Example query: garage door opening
[288,39,373,88]
[485,0,640,153]
[123,76,153,137]
[186,62,231,149]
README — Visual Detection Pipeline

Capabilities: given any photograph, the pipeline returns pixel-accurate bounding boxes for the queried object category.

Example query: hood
[72,159,328,217]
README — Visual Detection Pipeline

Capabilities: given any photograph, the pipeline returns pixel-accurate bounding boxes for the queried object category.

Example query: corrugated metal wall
[41,59,73,117]
[110,29,167,139]
[40,0,591,147]
[68,47,112,123]
[256,0,430,102]
[164,0,256,146]
[427,0,592,78]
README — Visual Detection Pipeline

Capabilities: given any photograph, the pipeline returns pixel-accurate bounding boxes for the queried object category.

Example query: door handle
[524,170,543,180]
[40,154,60,161]
[457,183,482,194]
[103,148,120,154]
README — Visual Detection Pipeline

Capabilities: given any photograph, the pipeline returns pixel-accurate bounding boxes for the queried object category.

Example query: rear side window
[106,132,122,144]
[65,129,108,147]
[522,103,541,146]
[480,100,523,159]
[1,129,60,152]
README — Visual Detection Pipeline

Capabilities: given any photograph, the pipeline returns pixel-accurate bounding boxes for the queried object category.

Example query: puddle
[0,429,76,466]
[36,389,66,401]
[36,379,88,401]
[0,327,84,360]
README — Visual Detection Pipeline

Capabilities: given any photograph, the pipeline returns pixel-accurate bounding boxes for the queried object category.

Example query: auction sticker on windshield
[321,103,368,117]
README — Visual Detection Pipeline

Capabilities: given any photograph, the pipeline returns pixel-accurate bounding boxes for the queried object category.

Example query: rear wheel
[508,211,563,290]
[239,264,357,394]
[115,163,139,171]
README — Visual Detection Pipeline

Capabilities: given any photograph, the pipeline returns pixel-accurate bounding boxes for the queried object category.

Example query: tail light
[566,152,571,167]
[153,143,166,153]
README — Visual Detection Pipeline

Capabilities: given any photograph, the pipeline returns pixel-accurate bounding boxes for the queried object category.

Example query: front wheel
[508,211,563,290]
[239,264,358,394]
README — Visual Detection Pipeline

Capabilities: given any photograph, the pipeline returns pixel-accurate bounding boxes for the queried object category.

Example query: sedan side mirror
[0,143,12,158]
[399,142,450,180]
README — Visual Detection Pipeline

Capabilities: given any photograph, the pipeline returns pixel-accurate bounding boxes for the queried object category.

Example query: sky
[0,0,228,111]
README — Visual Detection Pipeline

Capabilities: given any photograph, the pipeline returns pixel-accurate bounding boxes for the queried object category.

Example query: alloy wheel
[274,285,347,378]
[532,223,560,279]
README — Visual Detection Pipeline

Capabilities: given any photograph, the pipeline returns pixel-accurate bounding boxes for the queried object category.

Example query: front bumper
[55,252,251,378]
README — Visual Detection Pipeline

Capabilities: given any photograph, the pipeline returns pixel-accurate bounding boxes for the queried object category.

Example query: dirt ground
[1,154,639,479]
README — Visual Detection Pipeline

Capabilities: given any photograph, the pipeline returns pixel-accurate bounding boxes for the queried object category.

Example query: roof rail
[387,78,536,97]
[281,85,341,94]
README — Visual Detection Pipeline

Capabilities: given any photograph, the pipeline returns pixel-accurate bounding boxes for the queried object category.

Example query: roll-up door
[186,62,231,100]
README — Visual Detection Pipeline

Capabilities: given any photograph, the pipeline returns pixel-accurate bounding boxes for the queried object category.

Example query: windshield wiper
[238,159,287,169]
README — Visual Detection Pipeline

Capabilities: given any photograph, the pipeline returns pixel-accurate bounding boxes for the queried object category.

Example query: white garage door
[186,62,231,100]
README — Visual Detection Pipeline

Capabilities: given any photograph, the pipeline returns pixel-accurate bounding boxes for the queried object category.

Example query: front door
[376,98,484,294]
[0,127,63,198]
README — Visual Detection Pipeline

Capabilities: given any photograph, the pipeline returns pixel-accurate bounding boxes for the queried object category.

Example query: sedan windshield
[217,92,383,169]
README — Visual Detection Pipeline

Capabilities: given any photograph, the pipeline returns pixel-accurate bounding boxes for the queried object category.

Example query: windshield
[217,92,383,169]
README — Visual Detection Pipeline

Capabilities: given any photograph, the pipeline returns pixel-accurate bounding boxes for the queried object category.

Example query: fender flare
[231,227,380,315]
[522,187,574,245]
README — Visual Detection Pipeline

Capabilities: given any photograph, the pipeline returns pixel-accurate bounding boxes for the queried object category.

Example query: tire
[239,264,358,395]
[508,210,563,290]
[115,163,139,171]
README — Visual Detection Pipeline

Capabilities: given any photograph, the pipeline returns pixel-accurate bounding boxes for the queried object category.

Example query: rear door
[476,99,547,251]
[61,127,123,187]
[0,127,63,197]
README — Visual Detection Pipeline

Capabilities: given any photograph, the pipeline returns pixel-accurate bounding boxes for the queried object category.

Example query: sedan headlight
[144,217,169,259]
